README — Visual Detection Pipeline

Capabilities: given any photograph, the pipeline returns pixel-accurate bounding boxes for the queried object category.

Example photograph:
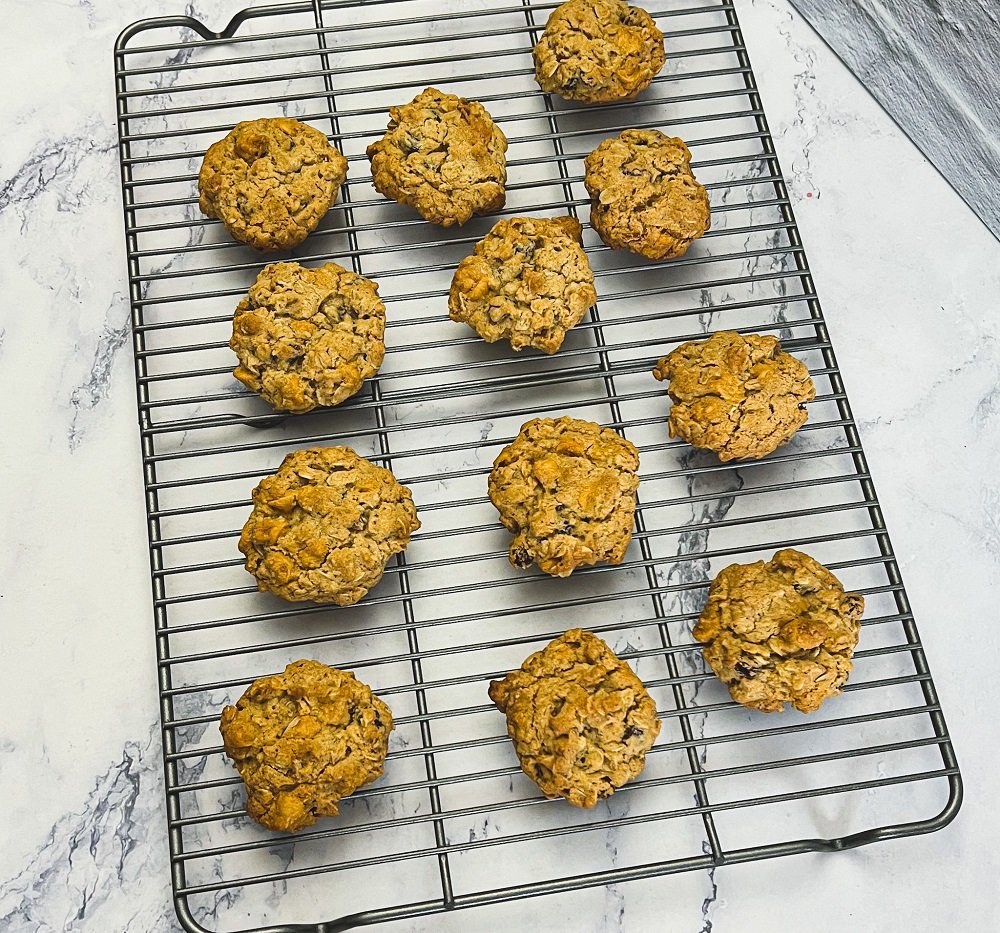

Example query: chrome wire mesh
[114,2,961,931]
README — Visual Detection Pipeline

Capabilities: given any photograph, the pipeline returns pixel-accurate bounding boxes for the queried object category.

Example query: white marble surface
[1,0,998,931]
[790,0,1000,238]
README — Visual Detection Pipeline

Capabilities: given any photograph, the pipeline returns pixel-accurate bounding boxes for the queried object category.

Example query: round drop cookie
[198,117,348,251]
[239,447,420,605]
[533,0,665,103]
[220,659,393,832]
[693,549,865,713]
[584,129,710,260]
[488,417,640,577]
[489,629,661,807]
[230,261,385,413]
[448,215,597,354]
[653,330,816,461]
[366,87,508,226]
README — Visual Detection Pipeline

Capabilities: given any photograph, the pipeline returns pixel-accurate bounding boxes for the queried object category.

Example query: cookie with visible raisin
[220,660,393,832]
[693,549,865,713]
[489,629,661,807]
[488,417,640,577]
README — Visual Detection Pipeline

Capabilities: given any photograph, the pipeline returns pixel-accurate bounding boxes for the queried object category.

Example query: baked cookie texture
[584,129,710,260]
[488,417,640,577]
[693,549,865,713]
[653,330,816,461]
[489,629,660,807]
[239,447,420,605]
[220,659,393,832]
[230,262,385,413]
[533,0,666,103]
[366,87,508,226]
[448,215,597,354]
[198,117,348,251]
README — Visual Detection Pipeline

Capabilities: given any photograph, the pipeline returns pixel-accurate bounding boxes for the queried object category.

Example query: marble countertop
[1,0,998,931]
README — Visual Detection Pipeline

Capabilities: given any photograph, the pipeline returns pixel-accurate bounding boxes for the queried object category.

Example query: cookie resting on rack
[448,215,597,354]
[652,330,816,461]
[366,87,508,226]
[489,629,661,807]
[583,129,710,260]
[220,659,394,832]
[230,261,385,413]
[488,417,640,577]
[239,447,420,605]
[533,0,665,103]
[198,117,348,251]
[693,549,865,713]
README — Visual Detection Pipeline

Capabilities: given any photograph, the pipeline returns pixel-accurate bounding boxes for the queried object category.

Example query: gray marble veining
[1,0,999,931]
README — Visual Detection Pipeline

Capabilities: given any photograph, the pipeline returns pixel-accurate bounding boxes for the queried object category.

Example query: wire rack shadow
[113,1,961,931]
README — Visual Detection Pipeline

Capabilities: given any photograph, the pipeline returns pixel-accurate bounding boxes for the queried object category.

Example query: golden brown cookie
[239,447,420,605]
[584,129,710,260]
[533,0,665,103]
[448,216,597,354]
[229,261,385,413]
[693,549,865,713]
[220,659,393,832]
[488,417,640,577]
[489,629,660,807]
[366,87,508,226]
[652,330,816,461]
[198,117,348,251]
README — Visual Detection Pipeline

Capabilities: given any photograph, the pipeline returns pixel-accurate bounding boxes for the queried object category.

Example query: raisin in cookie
[489,629,660,807]
[488,417,639,577]
[198,117,348,251]
[448,216,597,354]
[230,262,385,413]
[239,447,420,605]
[220,659,393,832]
[533,0,665,103]
[584,129,710,260]
[653,330,816,461]
[366,87,508,226]
[693,549,865,713]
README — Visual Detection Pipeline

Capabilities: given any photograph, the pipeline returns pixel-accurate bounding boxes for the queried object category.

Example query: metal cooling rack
[114,2,961,931]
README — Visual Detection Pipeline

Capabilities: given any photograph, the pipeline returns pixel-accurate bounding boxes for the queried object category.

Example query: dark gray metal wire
[115,2,960,932]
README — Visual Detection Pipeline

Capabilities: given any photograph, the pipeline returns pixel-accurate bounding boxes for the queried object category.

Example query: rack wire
[114,2,961,931]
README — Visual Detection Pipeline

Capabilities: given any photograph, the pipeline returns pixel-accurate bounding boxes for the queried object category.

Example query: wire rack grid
[113,2,961,931]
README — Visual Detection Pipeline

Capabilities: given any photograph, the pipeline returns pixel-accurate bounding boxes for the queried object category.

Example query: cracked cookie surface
[533,0,665,103]
[220,659,393,832]
[366,87,508,226]
[489,629,660,807]
[653,330,816,461]
[448,216,597,354]
[198,117,348,251]
[693,549,865,713]
[488,417,640,577]
[239,447,420,605]
[584,129,710,260]
[230,262,385,413]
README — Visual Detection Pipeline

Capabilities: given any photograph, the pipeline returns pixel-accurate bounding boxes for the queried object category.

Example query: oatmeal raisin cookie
[230,261,385,413]
[693,549,864,713]
[239,447,420,605]
[220,659,393,832]
[533,0,665,103]
[584,129,710,260]
[366,87,507,226]
[198,117,347,251]
[488,417,640,577]
[448,215,596,354]
[653,330,815,461]
[489,629,661,807]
